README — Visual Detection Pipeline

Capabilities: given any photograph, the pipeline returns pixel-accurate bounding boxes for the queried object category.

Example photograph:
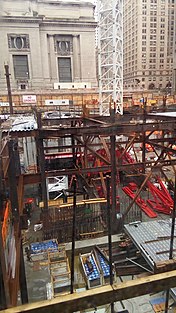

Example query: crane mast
[97,0,123,115]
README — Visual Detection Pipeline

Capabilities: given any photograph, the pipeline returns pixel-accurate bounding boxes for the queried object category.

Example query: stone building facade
[0,0,97,91]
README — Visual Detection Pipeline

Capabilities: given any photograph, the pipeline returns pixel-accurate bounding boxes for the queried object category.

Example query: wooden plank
[2,270,176,313]
[39,198,107,209]
[83,198,106,203]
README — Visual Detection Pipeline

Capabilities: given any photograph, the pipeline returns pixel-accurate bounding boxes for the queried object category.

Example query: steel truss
[97,0,123,115]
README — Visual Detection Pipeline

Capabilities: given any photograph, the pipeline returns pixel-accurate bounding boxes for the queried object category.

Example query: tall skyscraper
[123,0,175,93]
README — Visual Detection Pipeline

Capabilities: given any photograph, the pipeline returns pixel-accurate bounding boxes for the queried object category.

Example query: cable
[104,304,111,313]
[126,299,134,313]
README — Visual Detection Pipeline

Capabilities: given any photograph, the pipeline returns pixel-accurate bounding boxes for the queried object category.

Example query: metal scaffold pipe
[97,0,123,116]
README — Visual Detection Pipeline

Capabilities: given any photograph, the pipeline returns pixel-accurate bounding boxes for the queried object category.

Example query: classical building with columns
[0,0,97,91]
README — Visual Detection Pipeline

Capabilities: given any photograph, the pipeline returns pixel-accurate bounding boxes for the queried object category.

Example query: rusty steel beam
[21,157,176,186]
[2,120,176,139]
[167,154,176,177]
[4,65,13,115]
[17,175,24,215]
[43,137,176,149]
[97,159,107,196]
[146,140,176,155]
[0,140,10,177]
[40,121,176,137]
[2,159,10,178]
[74,136,111,165]
[84,117,107,124]
[120,136,136,160]
[0,140,9,156]
[99,136,111,160]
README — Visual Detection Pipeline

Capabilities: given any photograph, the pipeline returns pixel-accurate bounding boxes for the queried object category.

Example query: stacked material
[48,245,71,296]
[30,239,58,262]
[80,252,102,289]
[93,246,110,285]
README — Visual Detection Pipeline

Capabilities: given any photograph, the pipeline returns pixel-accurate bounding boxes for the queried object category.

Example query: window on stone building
[13,55,29,79]
[58,57,72,82]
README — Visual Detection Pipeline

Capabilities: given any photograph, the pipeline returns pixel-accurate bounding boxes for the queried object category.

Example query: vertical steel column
[0,223,9,309]
[0,134,10,309]
[142,97,147,174]
[106,175,114,313]
[164,173,176,313]
[8,140,19,217]
[71,121,76,167]
[4,65,13,115]
[111,134,118,232]
[71,177,77,294]
[19,241,28,304]
[110,108,118,235]
[163,95,167,112]
[36,113,48,211]
[8,140,28,304]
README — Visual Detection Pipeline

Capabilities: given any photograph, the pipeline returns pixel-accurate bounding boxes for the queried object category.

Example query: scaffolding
[97,0,123,115]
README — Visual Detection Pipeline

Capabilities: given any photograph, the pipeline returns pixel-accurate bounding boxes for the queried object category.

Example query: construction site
[1,96,176,313]
[1,0,176,313]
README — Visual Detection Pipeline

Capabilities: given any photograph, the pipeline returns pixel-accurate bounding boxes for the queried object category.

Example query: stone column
[40,33,50,87]
[73,35,81,82]
[48,35,57,81]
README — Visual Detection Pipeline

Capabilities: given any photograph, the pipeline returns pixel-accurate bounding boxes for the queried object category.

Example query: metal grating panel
[124,219,176,269]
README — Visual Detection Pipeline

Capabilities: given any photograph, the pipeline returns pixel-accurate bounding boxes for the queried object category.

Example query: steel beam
[8,140,19,217]
[74,136,111,165]
[4,65,13,115]
[3,120,176,138]
[70,178,77,294]
[20,157,176,186]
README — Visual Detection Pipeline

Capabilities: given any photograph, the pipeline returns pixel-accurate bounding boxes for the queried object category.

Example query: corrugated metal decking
[124,219,176,270]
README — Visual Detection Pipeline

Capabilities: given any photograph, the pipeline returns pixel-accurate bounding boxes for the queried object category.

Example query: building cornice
[1,16,97,28]
[42,19,97,27]
[37,0,95,8]
[1,16,44,24]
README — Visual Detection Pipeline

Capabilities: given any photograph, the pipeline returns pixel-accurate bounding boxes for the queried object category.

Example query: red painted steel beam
[122,186,157,218]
